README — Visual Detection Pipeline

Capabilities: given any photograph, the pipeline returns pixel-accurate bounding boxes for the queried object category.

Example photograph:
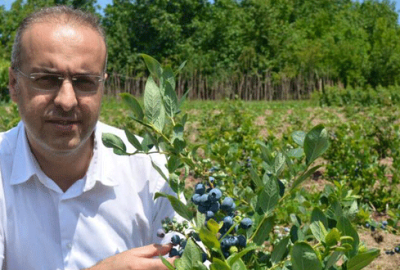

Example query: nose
[53,79,78,111]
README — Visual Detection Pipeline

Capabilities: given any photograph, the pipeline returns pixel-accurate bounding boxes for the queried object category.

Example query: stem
[269,258,290,270]
[249,213,272,243]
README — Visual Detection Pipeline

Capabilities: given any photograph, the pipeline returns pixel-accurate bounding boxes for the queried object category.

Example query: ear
[8,67,19,102]
[104,73,108,80]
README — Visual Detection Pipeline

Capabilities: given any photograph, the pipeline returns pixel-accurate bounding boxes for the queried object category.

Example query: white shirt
[0,121,177,269]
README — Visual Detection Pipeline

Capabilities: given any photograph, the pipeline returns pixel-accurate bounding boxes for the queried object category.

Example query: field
[1,96,399,269]
[102,97,400,269]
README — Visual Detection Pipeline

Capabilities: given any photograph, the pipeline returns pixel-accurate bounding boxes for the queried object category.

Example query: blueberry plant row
[102,55,381,270]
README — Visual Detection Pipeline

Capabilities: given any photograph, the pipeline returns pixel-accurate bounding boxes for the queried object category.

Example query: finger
[131,243,173,258]
[142,256,177,270]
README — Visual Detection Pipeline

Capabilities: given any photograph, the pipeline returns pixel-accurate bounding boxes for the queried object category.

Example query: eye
[36,74,59,82]
[73,75,99,92]
[33,74,61,89]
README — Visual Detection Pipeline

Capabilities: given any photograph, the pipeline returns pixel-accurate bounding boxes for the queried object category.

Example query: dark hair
[11,5,107,70]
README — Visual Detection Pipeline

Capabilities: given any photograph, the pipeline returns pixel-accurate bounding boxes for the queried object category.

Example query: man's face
[9,22,107,156]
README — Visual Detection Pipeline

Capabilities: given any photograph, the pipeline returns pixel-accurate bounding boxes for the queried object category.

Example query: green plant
[102,55,380,270]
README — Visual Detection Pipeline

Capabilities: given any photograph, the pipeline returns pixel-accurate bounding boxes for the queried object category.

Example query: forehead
[20,21,106,72]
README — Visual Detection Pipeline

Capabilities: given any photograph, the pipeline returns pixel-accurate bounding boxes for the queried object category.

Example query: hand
[86,243,177,270]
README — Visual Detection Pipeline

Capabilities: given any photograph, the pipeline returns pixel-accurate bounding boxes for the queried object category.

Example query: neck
[30,135,94,192]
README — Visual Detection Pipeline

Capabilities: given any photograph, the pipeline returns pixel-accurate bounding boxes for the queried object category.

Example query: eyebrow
[30,67,59,73]
[29,68,101,76]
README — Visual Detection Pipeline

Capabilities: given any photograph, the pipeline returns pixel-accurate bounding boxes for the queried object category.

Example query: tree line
[1,0,399,100]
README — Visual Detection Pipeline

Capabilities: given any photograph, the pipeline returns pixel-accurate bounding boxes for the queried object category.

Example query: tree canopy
[1,0,399,99]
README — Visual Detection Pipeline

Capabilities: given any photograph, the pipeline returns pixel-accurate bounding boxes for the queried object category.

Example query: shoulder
[0,121,23,156]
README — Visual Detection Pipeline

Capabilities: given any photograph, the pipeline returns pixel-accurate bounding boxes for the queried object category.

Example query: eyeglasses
[15,69,105,94]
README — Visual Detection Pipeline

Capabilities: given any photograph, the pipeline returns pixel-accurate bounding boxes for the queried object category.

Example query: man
[0,6,177,269]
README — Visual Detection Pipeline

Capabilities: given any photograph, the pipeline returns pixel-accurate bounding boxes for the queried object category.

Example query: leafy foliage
[101,55,381,269]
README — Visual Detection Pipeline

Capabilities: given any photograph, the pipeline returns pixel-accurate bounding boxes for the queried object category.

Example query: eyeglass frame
[14,68,106,94]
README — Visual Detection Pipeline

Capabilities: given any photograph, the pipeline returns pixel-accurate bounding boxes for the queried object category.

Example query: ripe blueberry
[206,211,215,220]
[169,248,179,257]
[191,194,201,205]
[237,235,246,247]
[199,194,210,205]
[223,216,234,228]
[195,183,206,195]
[209,188,222,202]
[171,235,181,245]
[221,197,234,212]
[209,202,220,213]
[198,205,208,213]
[240,218,253,229]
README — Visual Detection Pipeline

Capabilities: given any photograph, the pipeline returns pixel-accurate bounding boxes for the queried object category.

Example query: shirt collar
[83,121,118,192]
[9,121,119,190]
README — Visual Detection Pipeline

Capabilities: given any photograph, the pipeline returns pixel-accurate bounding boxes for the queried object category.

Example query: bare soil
[359,229,400,270]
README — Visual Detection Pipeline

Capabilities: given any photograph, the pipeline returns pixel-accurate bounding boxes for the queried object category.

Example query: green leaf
[120,93,144,120]
[271,236,290,264]
[173,139,186,154]
[175,238,203,270]
[162,66,176,92]
[151,160,168,182]
[292,131,306,146]
[181,113,188,126]
[310,221,327,243]
[144,76,165,132]
[164,80,178,118]
[249,167,263,188]
[140,53,162,79]
[290,165,322,191]
[161,256,175,270]
[227,245,257,266]
[252,215,274,245]
[231,258,246,270]
[167,156,181,173]
[290,214,302,227]
[291,242,322,270]
[102,133,128,155]
[206,218,220,235]
[347,249,380,270]
[325,228,341,247]
[175,60,187,75]
[195,213,206,229]
[168,173,183,194]
[287,148,304,158]
[172,124,184,142]
[256,175,280,215]
[199,224,220,250]
[178,89,190,109]
[325,251,343,269]
[154,192,193,220]
[311,207,328,229]
[210,258,231,270]
[337,216,359,258]
[141,132,154,153]
[304,125,329,165]
[124,128,143,151]
[274,152,285,176]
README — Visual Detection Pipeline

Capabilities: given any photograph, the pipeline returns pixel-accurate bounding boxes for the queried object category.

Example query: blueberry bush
[102,55,381,270]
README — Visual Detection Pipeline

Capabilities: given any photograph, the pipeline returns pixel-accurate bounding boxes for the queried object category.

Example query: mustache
[44,107,81,119]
